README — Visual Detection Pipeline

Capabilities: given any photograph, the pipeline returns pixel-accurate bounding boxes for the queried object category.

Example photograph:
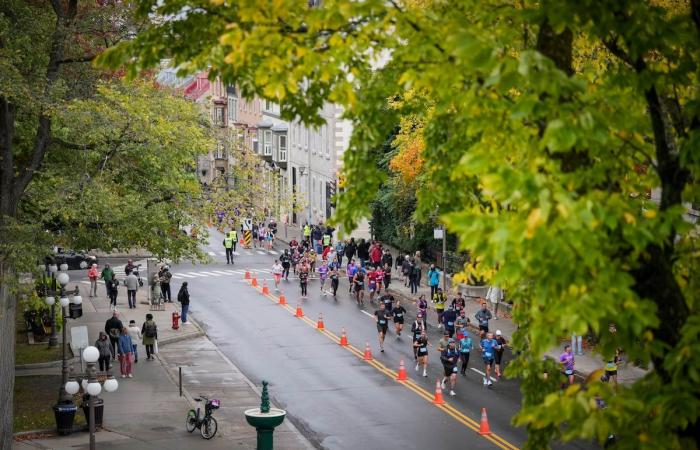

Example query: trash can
[82,396,104,429]
[53,402,77,435]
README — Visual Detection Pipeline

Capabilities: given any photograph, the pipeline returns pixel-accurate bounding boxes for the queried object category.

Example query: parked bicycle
[185,395,219,439]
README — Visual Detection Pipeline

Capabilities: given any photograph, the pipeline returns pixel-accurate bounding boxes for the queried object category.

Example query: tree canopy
[97,0,698,448]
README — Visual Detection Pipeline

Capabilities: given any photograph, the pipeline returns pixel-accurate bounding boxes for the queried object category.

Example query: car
[51,248,98,270]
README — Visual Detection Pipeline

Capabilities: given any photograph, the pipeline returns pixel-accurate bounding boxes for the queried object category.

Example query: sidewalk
[15,277,312,449]
[278,225,647,384]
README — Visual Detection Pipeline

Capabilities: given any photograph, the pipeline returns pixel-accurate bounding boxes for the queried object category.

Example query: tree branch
[51,137,97,150]
[57,54,98,65]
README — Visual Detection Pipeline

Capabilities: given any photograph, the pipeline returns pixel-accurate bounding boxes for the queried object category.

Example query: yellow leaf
[525,208,543,239]
[643,209,657,219]
[623,212,636,224]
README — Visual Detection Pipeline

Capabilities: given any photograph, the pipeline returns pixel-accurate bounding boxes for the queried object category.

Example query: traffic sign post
[244,230,252,248]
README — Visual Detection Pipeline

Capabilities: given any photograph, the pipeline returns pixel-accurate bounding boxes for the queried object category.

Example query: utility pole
[441,223,447,291]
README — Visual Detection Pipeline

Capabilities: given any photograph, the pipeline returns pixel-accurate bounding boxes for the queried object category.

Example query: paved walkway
[278,225,647,383]
[14,276,312,449]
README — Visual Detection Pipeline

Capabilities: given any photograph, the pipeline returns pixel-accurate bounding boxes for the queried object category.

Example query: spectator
[100,263,114,297]
[117,327,134,378]
[125,271,139,309]
[428,264,441,298]
[128,320,142,363]
[159,266,172,302]
[109,275,119,310]
[141,314,158,360]
[95,331,113,371]
[104,311,123,360]
[88,264,99,298]
[178,282,191,324]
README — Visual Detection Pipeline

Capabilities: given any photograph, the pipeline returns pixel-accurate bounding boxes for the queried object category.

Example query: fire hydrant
[172,311,180,330]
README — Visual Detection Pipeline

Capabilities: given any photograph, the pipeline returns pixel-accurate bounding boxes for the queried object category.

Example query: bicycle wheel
[185,410,197,433]
[200,416,218,439]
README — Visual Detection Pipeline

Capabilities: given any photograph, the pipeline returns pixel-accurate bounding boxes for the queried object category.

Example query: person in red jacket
[370,242,383,266]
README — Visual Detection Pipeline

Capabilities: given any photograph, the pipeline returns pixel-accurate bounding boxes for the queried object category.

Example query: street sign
[242,218,253,231]
[433,228,444,239]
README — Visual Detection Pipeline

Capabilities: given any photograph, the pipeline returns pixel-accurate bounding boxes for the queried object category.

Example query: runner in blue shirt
[480,332,501,387]
[458,334,473,375]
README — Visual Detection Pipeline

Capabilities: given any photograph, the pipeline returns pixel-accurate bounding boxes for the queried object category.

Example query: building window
[278,135,287,162]
[215,142,224,159]
[265,100,273,111]
[214,107,225,127]
[264,130,272,156]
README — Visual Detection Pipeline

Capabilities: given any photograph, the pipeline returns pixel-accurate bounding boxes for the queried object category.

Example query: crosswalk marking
[178,273,198,278]
[208,251,216,256]
[254,269,271,274]
[223,270,244,275]
[218,251,227,256]
[232,251,240,255]
[171,275,183,279]
[245,251,253,256]
[268,250,278,255]
[80,280,91,285]
[211,271,231,275]
[186,272,208,277]
[256,250,266,255]
[199,271,222,277]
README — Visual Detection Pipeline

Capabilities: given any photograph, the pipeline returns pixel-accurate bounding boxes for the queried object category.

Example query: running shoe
[483,377,487,385]
[423,370,427,377]
[450,390,456,396]
[441,380,446,390]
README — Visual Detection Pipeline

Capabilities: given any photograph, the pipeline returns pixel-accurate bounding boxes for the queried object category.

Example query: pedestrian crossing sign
[242,218,253,231]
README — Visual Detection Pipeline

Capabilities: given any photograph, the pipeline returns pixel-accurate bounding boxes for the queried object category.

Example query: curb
[15,357,79,371]
[158,329,204,346]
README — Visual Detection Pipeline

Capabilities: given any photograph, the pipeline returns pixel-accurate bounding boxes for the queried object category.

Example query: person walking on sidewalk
[344,238,356,266]
[159,266,172,302]
[428,264,441,299]
[125,271,139,309]
[401,256,411,285]
[141,314,158,360]
[117,327,134,378]
[100,263,114,297]
[105,312,123,359]
[408,259,419,294]
[224,234,235,264]
[95,332,113,371]
[88,263,99,298]
[128,320,142,363]
[486,285,504,320]
[109,275,120,309]
[178,282,191,324]
[229,229,238,252]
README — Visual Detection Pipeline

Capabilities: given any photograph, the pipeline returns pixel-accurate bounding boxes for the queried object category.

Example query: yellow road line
[249,281,519,450]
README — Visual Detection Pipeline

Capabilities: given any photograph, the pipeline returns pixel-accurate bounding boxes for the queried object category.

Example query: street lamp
[67,346,119,450]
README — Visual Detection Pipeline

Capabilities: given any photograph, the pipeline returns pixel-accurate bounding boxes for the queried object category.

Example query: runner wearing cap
[440,339,460,396]
[374,303,392,353]
[494,330,507,378]
[443,305,458,338]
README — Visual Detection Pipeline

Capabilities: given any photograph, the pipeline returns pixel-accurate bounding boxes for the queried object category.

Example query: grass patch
[15,309,70,366]
[14,375,86,433]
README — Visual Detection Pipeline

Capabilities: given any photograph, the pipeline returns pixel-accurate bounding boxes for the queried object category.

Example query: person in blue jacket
[117,327,134,378]
[427,264,441,298]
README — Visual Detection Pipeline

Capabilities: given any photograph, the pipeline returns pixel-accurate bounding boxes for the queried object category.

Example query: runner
[258,223,266,248]
[346,259,357,293]
[382,263,392,291]
[416,294,428,324]
[475,300,493,334]
[494,329,507,378]
[353,266,366,305]
[411,314,425,361]
[437,330,450,354]
[603,348,621,388]
[374,303,392,352]
[392,299,406,337]
[375,265,384,294]
[266,227,274,251]
[308,248,317,278]
[318,260,329,295]
[291,249,301,276]
[367,265,379,302]
[559,344,575,386]
[455,310,470,341]
[280,249,291,281]
[414,331,430,377]
[441,340,460,396]
[443,305,458,338]
[451,292,466,313]
[433,288,447,328]
[458,332,473,375]
[271,260,283,292]
[289,237,299,252]
[299,265,309,298]
[329,265,340,297]
[335,240,345,268]
[381,293,393,315]
[480,332,500,387]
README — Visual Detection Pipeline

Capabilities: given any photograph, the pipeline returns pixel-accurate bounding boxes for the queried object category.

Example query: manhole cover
[151,426,176,432]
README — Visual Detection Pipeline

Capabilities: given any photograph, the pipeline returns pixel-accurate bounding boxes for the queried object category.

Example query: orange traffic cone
[432,379,446,405]
[295,303,304,318]
[395,359,407,381]
[339,327,348,346]
[262,280,269,295]
[479,408,491,435]
[251,275,258,287]
[363,341,373,360]
[317,313,325,330]
[278,294,286,305]
[245,268,251,280]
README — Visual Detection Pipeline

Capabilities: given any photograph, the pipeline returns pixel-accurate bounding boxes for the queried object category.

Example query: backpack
[144,322,157,338]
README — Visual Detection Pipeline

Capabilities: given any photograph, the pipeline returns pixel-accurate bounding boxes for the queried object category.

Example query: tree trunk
[0,263,16,450]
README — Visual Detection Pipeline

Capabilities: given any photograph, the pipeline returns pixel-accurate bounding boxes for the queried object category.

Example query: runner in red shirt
[367,266,379,303]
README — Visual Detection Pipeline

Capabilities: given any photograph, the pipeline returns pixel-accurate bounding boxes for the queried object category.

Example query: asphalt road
[166,230,594,450]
